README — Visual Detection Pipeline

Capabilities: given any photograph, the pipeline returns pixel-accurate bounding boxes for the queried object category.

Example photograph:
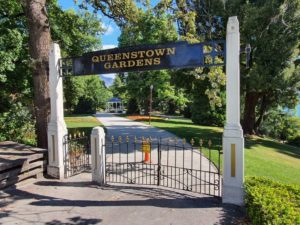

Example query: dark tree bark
[23,0,51,148]
[144,98,150,116]
[242,92,260,135]
[254,95,268,133]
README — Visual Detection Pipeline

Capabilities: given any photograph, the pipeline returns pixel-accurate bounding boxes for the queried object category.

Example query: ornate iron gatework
[63,133,91,178]
[105,136,222,197]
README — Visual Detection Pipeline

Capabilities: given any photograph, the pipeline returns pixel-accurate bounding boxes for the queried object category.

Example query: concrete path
[94,113,179,141]
[0,173,245,225]
[0,114,245,224]
[95,113,220,197]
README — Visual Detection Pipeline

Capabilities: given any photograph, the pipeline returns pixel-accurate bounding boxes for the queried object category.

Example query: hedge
[244,177,300,225]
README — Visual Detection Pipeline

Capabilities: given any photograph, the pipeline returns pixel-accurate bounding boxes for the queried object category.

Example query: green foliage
[226,0,300,133]
[73,96,95,114]
[126,98,140,114]
[0,102,36,145]
[69,76,112,114]
[119,10,188,114]
[156,0,227,120]
[191,102,225,126]
[49,1,105,114]
[288,135,300,147]
[110,75,127,101]
[260,111,300,143]
[0,0,32,113]
[181,104,192,118]
[190,78,225,126]
[245,177,300,225]
[77,0,144,27]
[49,1,102,56]
[0,0,105,144]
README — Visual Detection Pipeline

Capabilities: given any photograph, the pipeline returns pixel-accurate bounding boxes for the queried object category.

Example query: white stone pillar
[91,127,106,185]
[47,43,68,179]
[222,16,244,206]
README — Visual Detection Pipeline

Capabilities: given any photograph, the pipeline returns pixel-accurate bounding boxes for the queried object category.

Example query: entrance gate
[48,16,245,205]
[105,137,222,197]
[63,133,91,178]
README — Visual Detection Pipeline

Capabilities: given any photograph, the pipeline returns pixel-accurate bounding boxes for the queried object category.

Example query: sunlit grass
[65,114,102,128]
[127,116,300,185]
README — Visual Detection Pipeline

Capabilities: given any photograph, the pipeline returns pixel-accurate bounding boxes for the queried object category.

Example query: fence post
[222,16,245,206]
[91,127,106,185]
[47,43,68,179]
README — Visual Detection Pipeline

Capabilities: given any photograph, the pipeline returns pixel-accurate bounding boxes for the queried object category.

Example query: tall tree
[118,10,183,114]
[15,0,140,147]
[0,0,29,112]
[227,0,300,134]
[22,0,51,148]
[156,0,227,124]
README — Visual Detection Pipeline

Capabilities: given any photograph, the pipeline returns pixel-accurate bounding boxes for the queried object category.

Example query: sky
[58,0,121,84]
[58,0,160,85]
[58,0,120,47]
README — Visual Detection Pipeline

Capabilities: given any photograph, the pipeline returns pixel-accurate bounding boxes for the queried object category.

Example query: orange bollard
[142,140,151,163]
[144,152,150,163]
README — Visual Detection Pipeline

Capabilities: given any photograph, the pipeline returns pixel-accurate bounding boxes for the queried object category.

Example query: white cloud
[102,44,117,50]
[102,23,114,35]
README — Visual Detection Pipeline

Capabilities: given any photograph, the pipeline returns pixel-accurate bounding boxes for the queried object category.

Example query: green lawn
[64,114,102,136]
[65,114,102,128]
[131,117,300,185]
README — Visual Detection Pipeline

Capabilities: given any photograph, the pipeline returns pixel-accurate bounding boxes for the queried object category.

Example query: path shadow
[45,216,102,225]
[1,178,246,225]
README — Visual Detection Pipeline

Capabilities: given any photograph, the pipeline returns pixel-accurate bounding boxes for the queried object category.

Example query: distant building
[106,97,124,113]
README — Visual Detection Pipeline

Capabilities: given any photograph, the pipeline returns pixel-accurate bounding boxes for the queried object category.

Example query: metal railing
[105,136,222,197]
[63,132,91,178]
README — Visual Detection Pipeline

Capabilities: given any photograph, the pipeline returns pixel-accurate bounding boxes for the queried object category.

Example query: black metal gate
[63,133,91,177]
[105,136,222,197]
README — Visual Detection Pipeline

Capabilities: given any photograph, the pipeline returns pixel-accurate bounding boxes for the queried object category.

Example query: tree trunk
[24,0,51,148]
[242,92,259,135]
[254,95,268,133]
[144,99,150,116]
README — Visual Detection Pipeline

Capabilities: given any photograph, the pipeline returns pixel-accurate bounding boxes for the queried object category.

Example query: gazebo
[106,97,124,113]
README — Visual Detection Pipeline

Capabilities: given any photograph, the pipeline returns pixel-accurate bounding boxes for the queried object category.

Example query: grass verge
[126,115,300,185]
[65,114,102,135]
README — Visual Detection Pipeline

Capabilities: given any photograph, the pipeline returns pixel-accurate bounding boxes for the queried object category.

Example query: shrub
[73,96,96,114]
[259,112,300,142]
[288,135,300,147]
[181,105,192,118]
[126,98,140,114]
[245,177,300,225]
[0,102,36,145]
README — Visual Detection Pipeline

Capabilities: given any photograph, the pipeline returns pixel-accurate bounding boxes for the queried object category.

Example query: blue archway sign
[60,41,225,76]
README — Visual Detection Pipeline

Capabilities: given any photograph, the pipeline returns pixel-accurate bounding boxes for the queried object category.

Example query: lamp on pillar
[149,85,153,125]
[245,44,251,69]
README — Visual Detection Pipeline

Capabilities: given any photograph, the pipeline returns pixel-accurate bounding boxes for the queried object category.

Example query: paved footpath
[0,173,245,225]
[94,113,179,141]
[0,114,246,225]
[95,113,217,191]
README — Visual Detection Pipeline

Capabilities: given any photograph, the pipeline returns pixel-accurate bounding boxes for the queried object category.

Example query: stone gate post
[222,16,245,205]
[47,43,68,179]
[91,127,106,185]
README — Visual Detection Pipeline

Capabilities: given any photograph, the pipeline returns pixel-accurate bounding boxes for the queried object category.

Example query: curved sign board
[61,41,225,76]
